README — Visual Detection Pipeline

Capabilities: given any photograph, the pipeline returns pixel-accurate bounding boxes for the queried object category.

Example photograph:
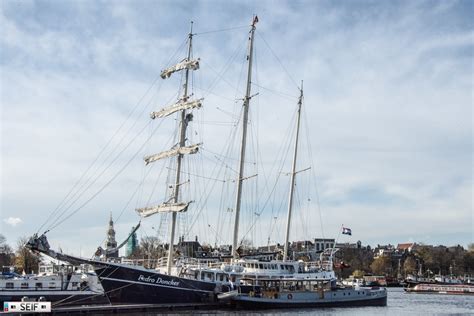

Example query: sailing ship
[25,16,386,307]
[27,21,226,304]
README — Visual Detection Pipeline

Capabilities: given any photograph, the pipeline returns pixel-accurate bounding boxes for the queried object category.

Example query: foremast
[136,22,201,275]
[283,83,303,262]
[232,16,258,259]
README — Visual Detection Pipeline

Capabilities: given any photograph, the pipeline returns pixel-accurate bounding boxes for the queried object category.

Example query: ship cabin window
[219,274,224,281]
[21,282,29,289]
[200,273,205,280]
[280,264,284,270]
[6,282,14,289]
[36,283,42,289]
[259,264,263,269]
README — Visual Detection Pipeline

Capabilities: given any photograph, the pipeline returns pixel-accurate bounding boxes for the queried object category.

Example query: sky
[1,0,472,257]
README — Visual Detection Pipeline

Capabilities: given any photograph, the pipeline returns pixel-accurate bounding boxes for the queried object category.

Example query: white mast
[283,82,303,262]
[166,22,194,274]
[137,22,200,275]
[232,16,258,259]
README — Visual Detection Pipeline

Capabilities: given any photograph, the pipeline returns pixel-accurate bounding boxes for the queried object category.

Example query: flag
[253,15,259,26]
[342,227,352,235]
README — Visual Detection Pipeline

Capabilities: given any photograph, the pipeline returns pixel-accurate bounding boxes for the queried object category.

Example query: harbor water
[96,288,473,315]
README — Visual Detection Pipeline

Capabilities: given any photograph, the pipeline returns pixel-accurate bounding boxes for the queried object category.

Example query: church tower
[105,213,119,258]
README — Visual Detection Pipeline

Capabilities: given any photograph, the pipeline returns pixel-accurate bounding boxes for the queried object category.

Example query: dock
[50,302,229,314]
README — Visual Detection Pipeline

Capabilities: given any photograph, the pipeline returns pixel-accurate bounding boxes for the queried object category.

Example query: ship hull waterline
[232,293,387,309]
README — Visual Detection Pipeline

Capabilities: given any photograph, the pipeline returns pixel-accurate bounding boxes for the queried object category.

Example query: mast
[232,16,257,259]
[166,22,194,274]
[283,82,303,262]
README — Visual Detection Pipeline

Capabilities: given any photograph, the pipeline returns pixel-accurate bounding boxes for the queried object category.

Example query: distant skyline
[1,0,472,257]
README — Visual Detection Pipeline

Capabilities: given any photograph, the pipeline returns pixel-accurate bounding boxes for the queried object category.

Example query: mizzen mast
[136,22,202,275]
[232,16,258,259]
[283,83,303,262]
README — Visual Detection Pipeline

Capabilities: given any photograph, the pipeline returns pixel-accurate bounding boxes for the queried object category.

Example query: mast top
[252,15,259,27]
[189,21,194,37]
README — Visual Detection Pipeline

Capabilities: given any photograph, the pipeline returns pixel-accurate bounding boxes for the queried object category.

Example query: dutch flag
[342,227,352,235]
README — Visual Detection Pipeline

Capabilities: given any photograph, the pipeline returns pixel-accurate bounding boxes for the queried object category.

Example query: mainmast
[232,16,258,260]
[137,22,202,275]
[167,22,194,275]
[283,83,303,262]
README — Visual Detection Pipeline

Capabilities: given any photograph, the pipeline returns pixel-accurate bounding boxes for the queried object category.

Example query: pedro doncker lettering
[138,275,180,286]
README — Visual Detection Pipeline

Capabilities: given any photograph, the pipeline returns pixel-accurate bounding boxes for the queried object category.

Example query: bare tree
[15,236,40,274]
[0,234,14,267]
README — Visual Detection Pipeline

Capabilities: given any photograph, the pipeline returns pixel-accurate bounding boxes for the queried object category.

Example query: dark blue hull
[95,263,217,304]
[233,295,387,309]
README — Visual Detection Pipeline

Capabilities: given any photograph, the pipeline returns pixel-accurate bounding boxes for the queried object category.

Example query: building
[105,213,118,258]
[314,238,335,252]
[397,243,417,253]
[125,226,138,257]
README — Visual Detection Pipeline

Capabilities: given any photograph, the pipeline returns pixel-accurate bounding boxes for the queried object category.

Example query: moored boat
[229,277,387,309]
[405,283,474,295]
[0,264,107,306]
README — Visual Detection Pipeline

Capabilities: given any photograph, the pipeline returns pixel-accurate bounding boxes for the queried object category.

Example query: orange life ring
[287,293,293,299]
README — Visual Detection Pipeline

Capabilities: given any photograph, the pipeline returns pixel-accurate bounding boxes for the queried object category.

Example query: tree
[370,256,391,275]
[0,234,14,267]
[351,269,365,278]
[15,236,41,274]
[403,256,417,275]
[128,236,166,267]
[467,243,474,253]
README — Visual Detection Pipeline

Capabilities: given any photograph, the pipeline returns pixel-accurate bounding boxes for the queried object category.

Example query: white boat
[0,264,106,306]
[231,277,387,309]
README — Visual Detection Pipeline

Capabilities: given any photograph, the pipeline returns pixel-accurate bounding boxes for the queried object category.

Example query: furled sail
[160,58,200,79]
[136,202,191,217]
[144,143,200,165]
[150,98,203,119]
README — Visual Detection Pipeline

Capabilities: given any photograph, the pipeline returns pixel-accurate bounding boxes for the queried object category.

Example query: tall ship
[27,20,226,305]
[26,16,386,307]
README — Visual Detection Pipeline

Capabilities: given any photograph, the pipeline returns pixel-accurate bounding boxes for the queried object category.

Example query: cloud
[1,0,472,255]
[3,217,23,227]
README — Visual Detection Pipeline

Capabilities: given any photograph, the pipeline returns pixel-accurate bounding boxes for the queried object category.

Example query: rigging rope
[257,31,300,90]
[47,119,164,231]
[194,25,248,36]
